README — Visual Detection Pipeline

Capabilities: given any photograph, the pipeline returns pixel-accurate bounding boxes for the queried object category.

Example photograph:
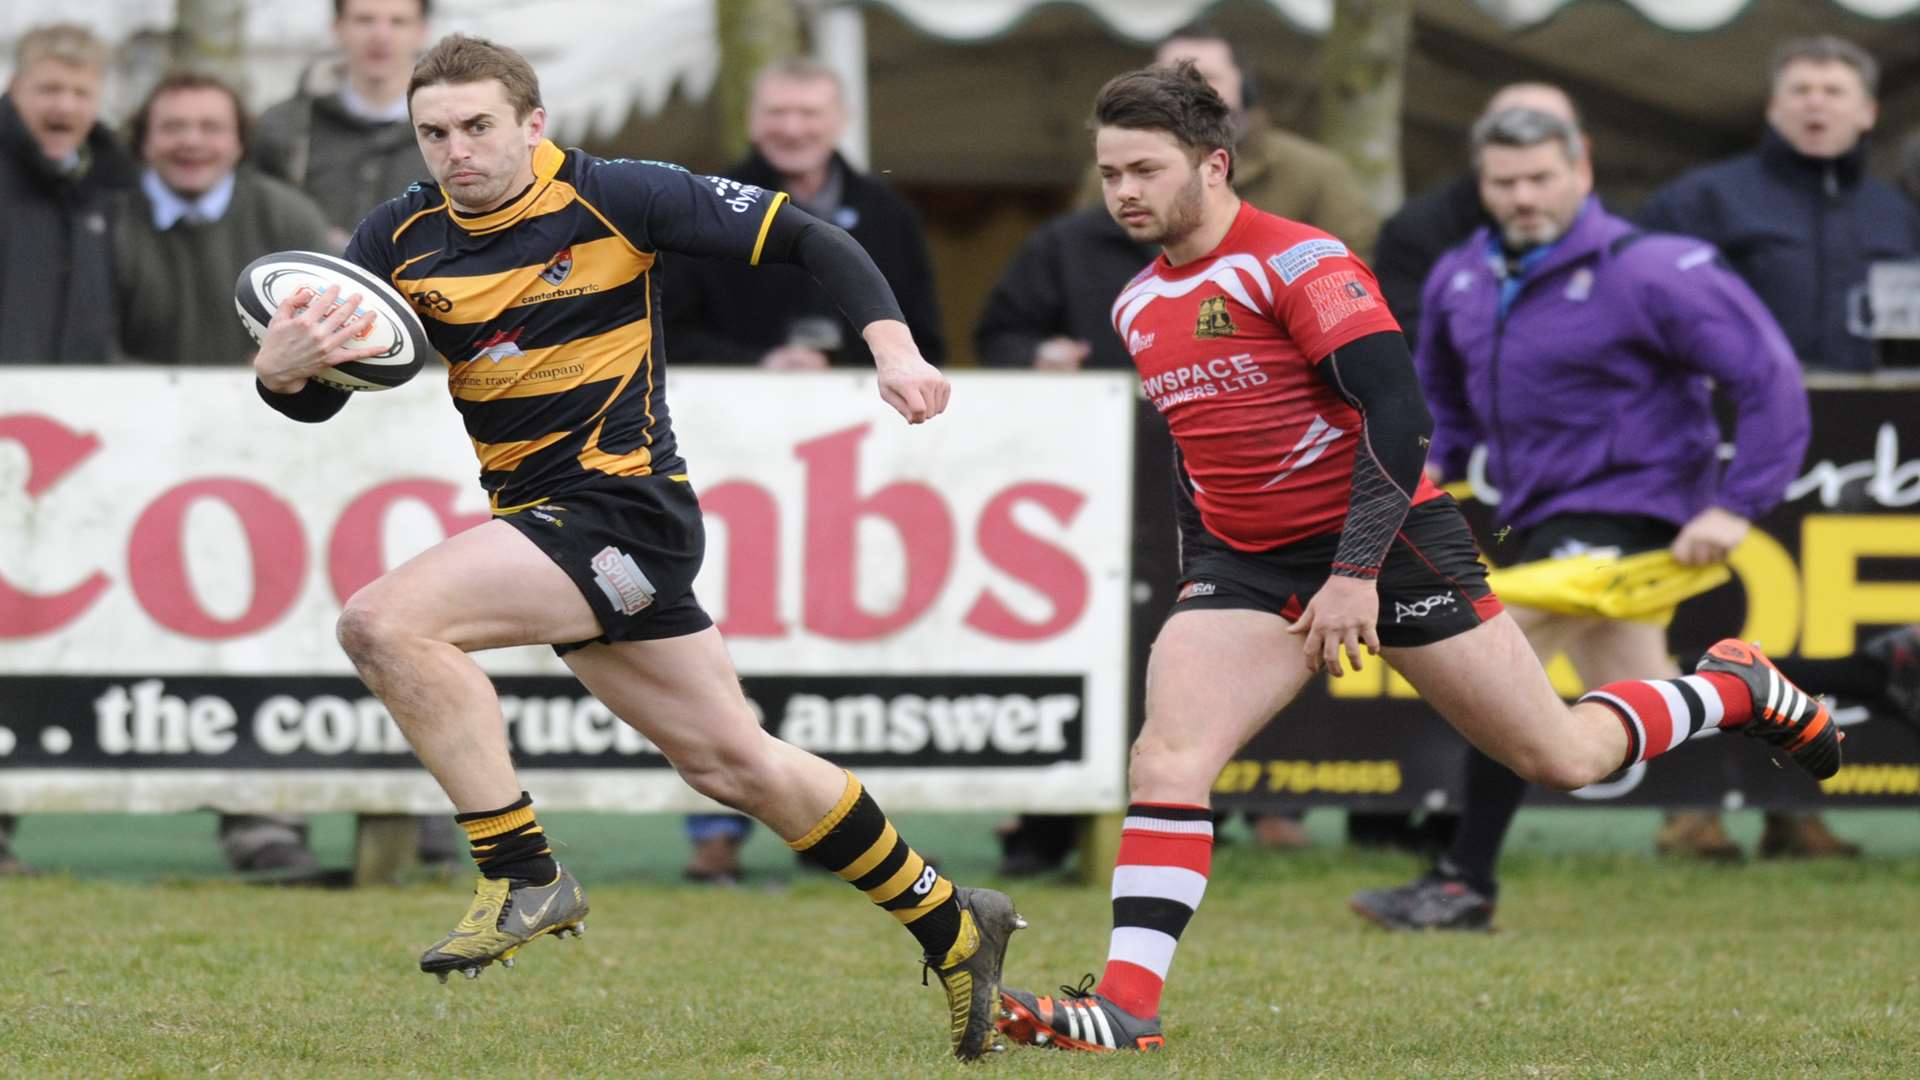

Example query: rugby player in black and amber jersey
[991,62,1840,1056]
[250,34,1020,1061]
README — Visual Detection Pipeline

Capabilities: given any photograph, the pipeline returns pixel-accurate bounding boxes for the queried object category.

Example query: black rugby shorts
[1510,512,1680,564]
[496,473,714,655]
[1172,494,1504,648]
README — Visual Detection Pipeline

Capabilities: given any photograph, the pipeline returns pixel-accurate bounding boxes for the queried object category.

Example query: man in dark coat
[1639,35,1920,372]
[0,23,135,368]
[661,58,944,371]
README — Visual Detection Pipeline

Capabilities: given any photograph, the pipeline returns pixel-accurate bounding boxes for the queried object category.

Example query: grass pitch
[4,810,1918,1077]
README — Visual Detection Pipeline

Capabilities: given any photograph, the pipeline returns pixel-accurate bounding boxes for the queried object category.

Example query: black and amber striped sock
[790,772,961,959]
[455,791,557,888]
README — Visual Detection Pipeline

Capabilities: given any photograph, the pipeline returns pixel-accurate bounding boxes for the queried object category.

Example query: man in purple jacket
[1349,106,1812,931]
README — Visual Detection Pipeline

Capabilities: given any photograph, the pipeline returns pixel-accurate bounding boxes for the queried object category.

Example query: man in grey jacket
[255,0,432,248]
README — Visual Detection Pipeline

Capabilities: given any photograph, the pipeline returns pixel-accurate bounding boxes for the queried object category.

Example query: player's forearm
[1315,332,1433,579]
[760,204,906,332]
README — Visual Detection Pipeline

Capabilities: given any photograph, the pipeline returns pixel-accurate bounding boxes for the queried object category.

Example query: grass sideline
[4,811,1918,1076]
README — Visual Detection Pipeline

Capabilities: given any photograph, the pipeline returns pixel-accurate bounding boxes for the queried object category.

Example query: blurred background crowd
[3,0,1919,889]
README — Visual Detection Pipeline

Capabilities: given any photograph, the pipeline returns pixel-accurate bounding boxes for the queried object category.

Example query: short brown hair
[128,71,250,162]
[14,22,109,73]
[1770,35,1879,98]
[1090,60,1235,181]
[407,33,541,120]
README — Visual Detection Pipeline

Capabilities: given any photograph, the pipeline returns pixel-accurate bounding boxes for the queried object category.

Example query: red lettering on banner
[327,480,491,602]
[128,479,306,639]
[966,483,1088,639]
[0,414,110,637]
[796,424,953,640]
[701,480,786,636]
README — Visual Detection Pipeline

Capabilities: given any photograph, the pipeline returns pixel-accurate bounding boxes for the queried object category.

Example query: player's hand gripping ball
[235,250,430,391]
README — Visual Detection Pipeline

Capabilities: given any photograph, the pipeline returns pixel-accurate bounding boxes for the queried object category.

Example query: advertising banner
[0,369,1137,813]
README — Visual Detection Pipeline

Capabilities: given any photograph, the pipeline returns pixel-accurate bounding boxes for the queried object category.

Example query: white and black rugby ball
[235,250,431,391]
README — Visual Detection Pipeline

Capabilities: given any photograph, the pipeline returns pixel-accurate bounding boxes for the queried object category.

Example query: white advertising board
[0,368,1134,813]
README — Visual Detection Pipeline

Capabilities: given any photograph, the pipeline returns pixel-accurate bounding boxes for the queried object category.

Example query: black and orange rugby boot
[1697,639,1844,780]
[997,975,1166,1053]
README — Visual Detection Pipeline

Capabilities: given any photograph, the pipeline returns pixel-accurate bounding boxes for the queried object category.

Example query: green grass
[4,811,1919,1076]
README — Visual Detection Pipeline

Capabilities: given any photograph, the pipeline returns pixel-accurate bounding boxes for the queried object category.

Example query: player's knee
[1511,750,1592,793]
[335,596,407,665]
[674,738,770,810]
[1127,735,1207,798]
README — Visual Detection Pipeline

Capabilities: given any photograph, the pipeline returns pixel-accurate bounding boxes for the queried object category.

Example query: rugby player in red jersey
[993,62,1841,1054]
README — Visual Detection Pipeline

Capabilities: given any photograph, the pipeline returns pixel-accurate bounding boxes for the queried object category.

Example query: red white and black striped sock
[1580,673,1754,767]
[1095,802,1213,1020]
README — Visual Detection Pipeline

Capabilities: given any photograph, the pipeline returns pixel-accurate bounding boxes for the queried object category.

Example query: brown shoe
[1654,811,1744,862]
[1759,812,1862,859]
[1249,812,1311,850]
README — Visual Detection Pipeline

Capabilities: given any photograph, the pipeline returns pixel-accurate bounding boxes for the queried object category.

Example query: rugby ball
[234,250,431,391]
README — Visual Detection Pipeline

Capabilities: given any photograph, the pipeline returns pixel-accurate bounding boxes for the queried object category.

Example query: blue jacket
[1416,197,1810,532]
[1638,129,1920,372]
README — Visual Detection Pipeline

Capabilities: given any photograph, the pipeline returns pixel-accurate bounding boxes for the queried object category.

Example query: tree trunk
[172,0,250,91]
[1319,0,1412,215]
[715,0,806,161]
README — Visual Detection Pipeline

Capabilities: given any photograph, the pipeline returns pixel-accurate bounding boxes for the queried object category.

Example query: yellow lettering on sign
[1727,529,1800,653]
[1801,515,1920,656]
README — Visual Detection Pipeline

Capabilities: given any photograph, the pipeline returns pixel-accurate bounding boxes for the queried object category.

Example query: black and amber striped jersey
[344,140,788,509]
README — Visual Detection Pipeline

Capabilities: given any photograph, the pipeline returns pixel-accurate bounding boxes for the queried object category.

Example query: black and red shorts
[1173,493,1503,648]
[495,473,714,655]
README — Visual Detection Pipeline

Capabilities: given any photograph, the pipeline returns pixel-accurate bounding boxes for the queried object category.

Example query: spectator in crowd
[1373,82,1580,352]
[1077,22,1380,259]
[1639,35,1920,372]
[255,0,433,250]
[0,22,132,874]
[662,57,945,882]
[0,22,135,367]
[1351,106,1812,930]
[115,71,335,367]
[111,71,331,874]
[661,57,944,371]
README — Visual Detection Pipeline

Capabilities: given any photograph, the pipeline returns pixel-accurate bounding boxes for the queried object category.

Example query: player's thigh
[1139,608,1315,766]
[560,626,763,765]
[344,518,601,650]
[1382,611,1574,765]
[1564,617,1679,685]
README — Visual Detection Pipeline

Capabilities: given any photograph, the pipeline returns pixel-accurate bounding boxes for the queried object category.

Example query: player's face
[1096,126,1215,248]
[749,75,846,178]
[142,87,244,198]
[411,79,547,213]
[1768,60,1876,160]
[8,58,102,164]
[1478,141,1591,251]
[335,0,428,82]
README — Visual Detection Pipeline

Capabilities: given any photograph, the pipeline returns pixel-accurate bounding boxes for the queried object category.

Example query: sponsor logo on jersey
[590,545,656,615]
[1194,295,1236,339]
[1393,592,1457,622]
[470,327,525,363]
[1266,237,1348,284]
[1304,270,1379,332]
[1178,580,1217,601]
[539,247,574,286]
[1127,329,1156,356]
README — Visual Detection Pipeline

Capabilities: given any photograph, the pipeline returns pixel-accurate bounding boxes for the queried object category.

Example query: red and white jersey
[1114,201,1442,551]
